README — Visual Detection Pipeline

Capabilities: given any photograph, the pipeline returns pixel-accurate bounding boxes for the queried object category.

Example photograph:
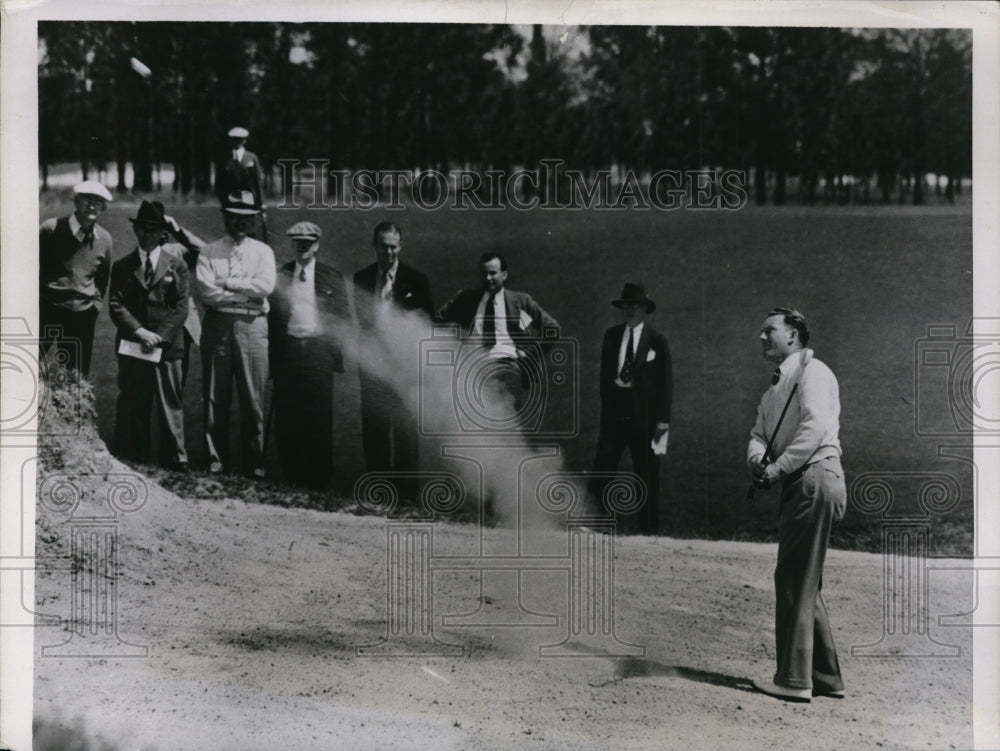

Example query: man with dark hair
[352,222,434,496]
[589,283,672,535]
[436,251,560,417]
[39,180,114,376]
[748,306,846,703]
[107,200,190,470]
[195,190,276,478]
[268,221,349,489]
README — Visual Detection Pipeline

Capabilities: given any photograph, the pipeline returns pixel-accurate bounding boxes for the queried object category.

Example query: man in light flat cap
[39,180,114,376]
[589,283,672,535]
[107,200,191,471]
[267,221,349,489]
[195,190,276,478]
[215,126,266,224]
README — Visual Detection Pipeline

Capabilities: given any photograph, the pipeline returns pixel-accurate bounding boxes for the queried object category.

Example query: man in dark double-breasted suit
[591,283,673,534]
[108,201,191,469]
[352,222,434,498]
[268,221,350,489]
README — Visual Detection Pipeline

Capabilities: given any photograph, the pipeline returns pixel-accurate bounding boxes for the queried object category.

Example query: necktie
[619,327,635,384]
[144,253,154,288]
[381,269,394,302]
[771,367,782,386]
[230,247,244,278]
[482,293,497,347]
[81,227,95,247]
[299,266,307,282]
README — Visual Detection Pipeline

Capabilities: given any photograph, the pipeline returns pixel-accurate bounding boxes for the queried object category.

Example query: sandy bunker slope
[32,451,974,751]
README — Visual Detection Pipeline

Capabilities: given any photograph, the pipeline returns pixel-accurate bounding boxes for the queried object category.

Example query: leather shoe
[813,687,845,699]
[753,677,811,703]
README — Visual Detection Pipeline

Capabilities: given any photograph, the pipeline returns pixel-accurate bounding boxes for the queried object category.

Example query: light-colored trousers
[201,311,268,473]
[774,455,847,692]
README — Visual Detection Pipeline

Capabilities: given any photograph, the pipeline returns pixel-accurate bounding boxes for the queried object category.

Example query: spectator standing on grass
[39,180,114,377]
[267,222,349,489]
[195,190,276,479]
[436,251,560,416]
[747,306,846,703]
[107,201,190,471]
[160,214,206,389]
[215,126,266,239]
[352,222,434,501]
[588,283,671,535]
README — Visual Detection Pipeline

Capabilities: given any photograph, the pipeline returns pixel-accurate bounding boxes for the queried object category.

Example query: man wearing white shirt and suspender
[748,306,846,703]
[196,190,276,478]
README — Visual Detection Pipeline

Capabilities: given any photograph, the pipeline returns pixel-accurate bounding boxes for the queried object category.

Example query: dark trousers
[359,376,419,500]
[39,302,99,377]
[590,387,660,534]
[774,456,847,692]
[273,338,334,489]
[201,311,268,474]
[111,356,187,465]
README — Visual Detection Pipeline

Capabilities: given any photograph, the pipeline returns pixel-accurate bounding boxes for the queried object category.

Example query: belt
[212,307,265,317]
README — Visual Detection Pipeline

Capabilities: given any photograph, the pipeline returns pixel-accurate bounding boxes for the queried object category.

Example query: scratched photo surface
[2,4,997,751]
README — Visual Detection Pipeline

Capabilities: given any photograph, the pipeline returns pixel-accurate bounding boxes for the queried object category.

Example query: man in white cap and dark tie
[195,190,276,478]
[267,221,349,489]
[215,126,266,218]
[39,180,114,376]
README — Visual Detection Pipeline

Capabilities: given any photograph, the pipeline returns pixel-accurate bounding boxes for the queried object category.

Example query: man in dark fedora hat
[590,282,673,534]
[107,200,191,470]
[268,221,350,489]
[195,190,276,478]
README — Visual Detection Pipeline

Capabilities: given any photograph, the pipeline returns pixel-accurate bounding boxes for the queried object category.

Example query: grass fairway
[39,194,974,552]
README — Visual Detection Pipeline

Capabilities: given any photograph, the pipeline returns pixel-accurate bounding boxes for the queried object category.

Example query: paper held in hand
[118,339,163,363]
[651,429,668,456]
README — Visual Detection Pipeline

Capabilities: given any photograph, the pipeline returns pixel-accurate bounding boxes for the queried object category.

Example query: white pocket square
[519,310,533,329]
[404,292,413,299]
[646,350,656,362]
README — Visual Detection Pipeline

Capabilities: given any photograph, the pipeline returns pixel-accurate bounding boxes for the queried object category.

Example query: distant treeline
[38,23,971,206]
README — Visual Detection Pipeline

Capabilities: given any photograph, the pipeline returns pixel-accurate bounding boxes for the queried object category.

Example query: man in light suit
[352,222,434,497]
[268,221,350,489]
[747,307,846,703]
[107,201,190,470]
[196,190,276,478]
[590,283,672,535]
[436,251,560,418]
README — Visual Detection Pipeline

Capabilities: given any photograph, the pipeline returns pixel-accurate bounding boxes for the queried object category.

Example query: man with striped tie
[107,201,190,469]
[589,283,672,535]
[195,190,276,478]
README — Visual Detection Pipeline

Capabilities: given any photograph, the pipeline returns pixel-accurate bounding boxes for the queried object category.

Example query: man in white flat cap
[195,190,276,479]
[215,126,266,215]
[267,221,349,489]
[39,180,114,376]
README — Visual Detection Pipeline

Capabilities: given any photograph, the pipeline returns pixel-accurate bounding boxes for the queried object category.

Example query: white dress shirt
[288,260,319,338]
[472,289,517,358]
